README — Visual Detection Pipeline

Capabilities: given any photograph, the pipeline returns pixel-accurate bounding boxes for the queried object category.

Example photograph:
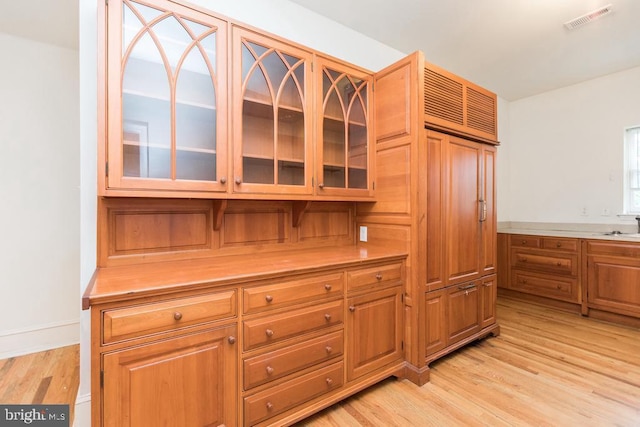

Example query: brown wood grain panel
[298,203,353,242]
[375,63,412,141]
[221,201,290,247]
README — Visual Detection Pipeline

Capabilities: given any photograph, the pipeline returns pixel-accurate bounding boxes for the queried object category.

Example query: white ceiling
[1,1,638,101]
[288,0,640,101]
[0,0,78,50]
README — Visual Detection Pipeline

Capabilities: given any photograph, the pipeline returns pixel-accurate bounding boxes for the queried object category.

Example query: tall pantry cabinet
[357,51,499,384]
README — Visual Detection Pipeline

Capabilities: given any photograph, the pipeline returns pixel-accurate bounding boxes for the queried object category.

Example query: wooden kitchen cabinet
[102,325,237,427]
[347,284,403,381]
[105,0,229,193]
[232,27,314,195]
[507,235,581,304]
[315,56,374,198]
[585,240,640,319]
[359,52,499,385]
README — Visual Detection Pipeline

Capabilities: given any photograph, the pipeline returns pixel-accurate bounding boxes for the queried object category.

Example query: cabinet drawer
[243,300,343,351]
[510,235,540,248]
[243,272,344,314]
[510,249,577,275]
[243,330,343,390]
[243,362,343,426]
[102,290,237,344]
[347,263,402,292]
[511,270,579,303]
[541,238,578,252]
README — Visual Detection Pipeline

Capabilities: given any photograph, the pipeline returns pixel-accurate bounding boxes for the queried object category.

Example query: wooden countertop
[83,245,407,309]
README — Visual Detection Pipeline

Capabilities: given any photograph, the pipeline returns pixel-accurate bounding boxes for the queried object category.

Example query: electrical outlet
[359,226,368,242]
[601,208,610,216]
[581,207,588,216]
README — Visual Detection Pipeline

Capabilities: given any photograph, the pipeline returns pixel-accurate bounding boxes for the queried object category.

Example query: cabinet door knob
[349,305,356,312]
[228,336,236,345]
[220,177,227,184]
[318,183,325,189]
[235,177,242,185]
[266,366,274,375]
[265,295,273,303]
[266,402,274,411]
[556,242,561,248]
[326,378,333,386]
[324,313,332,321]
[324,283,332,291]
[173,312,183,321]
[325,346,332,354]
[265,329,274,337]
[375,273,383,280]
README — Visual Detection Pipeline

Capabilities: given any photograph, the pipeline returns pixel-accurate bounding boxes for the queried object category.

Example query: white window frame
[624,126,640,214]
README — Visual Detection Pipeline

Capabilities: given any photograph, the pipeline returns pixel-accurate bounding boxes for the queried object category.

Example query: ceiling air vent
[564,4,613,30]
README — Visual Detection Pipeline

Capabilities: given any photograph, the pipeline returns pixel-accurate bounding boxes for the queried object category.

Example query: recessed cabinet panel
[233,28,313,195]
[108,0,228,192]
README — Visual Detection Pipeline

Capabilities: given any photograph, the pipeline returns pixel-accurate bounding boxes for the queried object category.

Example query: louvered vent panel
[424,68,464,126]
[466,87,496,137]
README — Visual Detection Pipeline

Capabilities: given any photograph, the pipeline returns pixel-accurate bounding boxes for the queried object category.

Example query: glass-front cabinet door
[106,0,228,193]
[316,56,374,198]
[232,27,313,195]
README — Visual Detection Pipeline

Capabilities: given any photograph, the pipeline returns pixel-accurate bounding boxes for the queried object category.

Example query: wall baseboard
[0,319,79,359]
[73,393,91,427]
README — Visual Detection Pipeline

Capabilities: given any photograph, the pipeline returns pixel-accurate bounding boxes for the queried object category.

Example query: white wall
[0,33,79,359]
[75,1,405,425]
[504,65,640,224]
[496,96,511,222]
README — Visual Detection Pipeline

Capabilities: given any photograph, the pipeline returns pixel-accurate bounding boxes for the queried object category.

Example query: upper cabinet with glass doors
[106,0,228,193]
[316,56,374,198]
[231,27,314,196]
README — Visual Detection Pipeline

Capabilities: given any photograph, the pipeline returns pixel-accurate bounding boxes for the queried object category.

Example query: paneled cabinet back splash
[98,198,355,267]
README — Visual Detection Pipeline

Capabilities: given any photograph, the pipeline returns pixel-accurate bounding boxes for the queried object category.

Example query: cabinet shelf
[243,96,304,118]
[123,89,216,111]
[123,140,217,155]
[323,114,366,128]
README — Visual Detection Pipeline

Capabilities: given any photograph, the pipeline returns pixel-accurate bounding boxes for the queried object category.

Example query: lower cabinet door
[102,325,237,427]
[347,286,403,380]
[446,281,481,345]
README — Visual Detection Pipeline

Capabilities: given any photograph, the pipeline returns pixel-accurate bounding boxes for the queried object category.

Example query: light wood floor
[0,344,79,423]
[298,296,640,426]
[1,298,638,426]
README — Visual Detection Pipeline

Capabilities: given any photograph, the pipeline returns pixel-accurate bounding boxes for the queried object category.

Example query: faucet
[636,216,640,233]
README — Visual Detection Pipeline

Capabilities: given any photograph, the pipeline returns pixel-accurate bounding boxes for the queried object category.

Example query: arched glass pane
[262,51,288,95]
[122,31,171,179]
[122,2,144,53]
[278,70,303,111]
[243,50,271,103]
[348,97,367,189]
[323,89,346,188]
[129,1,164,23]
[277,74,305,186]
[243,100,274,184]
[176,44,216,181]
[181,18,209,39]
[152,16,192,72]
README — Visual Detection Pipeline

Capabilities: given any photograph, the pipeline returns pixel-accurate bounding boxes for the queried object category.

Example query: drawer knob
[522,279,528,284]
[173,312,183,321]
[556,242,562,248]
[324,313,332,321]
[266,402,274,411]
[265,295,273,303]
[325,345,333,354]
[522,240,527,244]
[521,257,528,262]
[324,283,332,291]
[349,305,356,312]
[326,378,333,386]
[265,329,274,338]
[557,262,562,266]
[375,273,383,280]
[227,336,236,345]
[266,366,274,375]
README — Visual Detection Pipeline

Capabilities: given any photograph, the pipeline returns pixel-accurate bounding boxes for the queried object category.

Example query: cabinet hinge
[100,370,104,388]
[105,162,109,177]
[401,293,404,303]
[373,181,375,190]
[312,177,314,187]
[311,62,314,72]
[401,340,404,350]
[105,0,108,5]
